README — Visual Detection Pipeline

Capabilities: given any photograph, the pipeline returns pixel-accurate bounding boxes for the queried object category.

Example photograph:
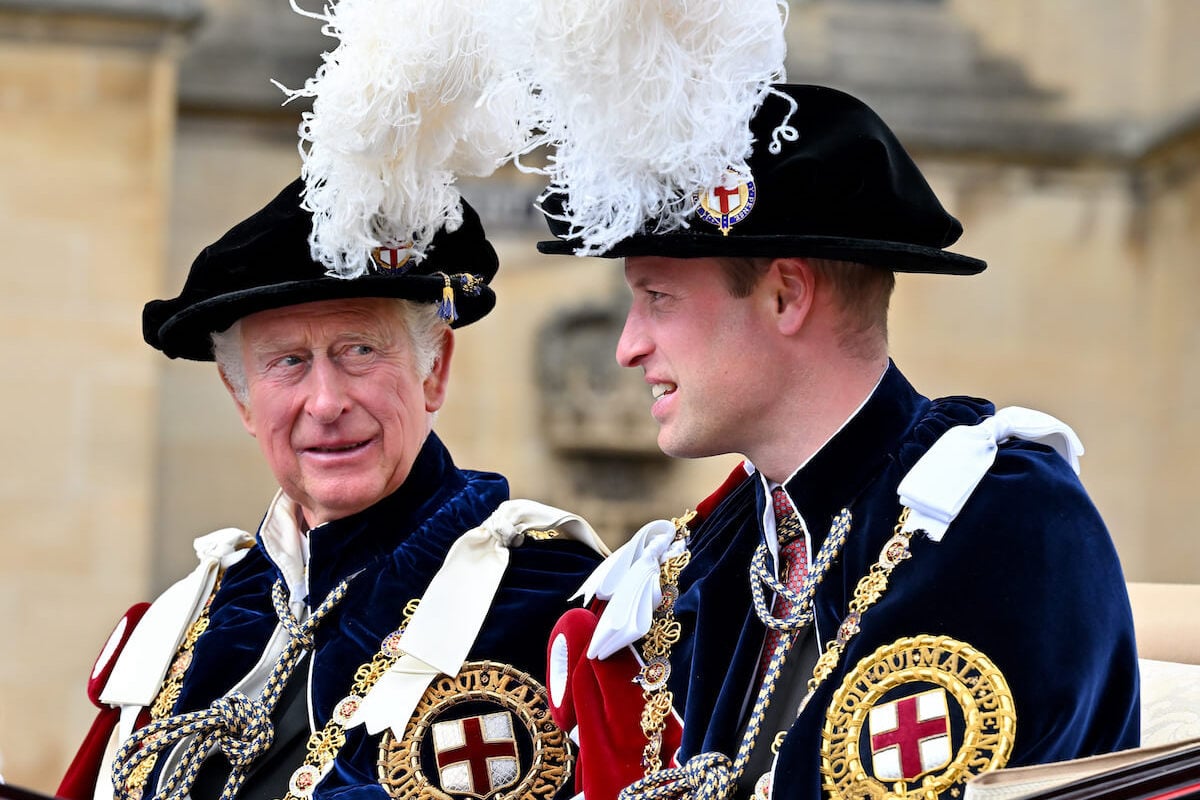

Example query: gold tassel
[436,273,457,322]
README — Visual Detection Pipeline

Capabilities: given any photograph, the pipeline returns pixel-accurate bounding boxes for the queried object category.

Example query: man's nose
[615,312,650,368]
[305,357,349,423]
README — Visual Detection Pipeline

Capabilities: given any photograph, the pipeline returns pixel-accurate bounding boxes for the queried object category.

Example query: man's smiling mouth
[306,440,370,454]
[651,383,677,400]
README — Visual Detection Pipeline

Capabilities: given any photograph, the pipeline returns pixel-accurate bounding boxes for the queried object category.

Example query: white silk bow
[574,518,686,660]
[898,406,1084,541]
[349,499,607,736]
[101,528,253,706]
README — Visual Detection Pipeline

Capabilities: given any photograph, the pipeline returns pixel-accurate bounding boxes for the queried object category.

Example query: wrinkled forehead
[240,297,404,348]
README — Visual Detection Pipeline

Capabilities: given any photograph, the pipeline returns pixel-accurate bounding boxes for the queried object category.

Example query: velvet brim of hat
[144,177,499,361]
[537,232,985,275]
[145,274,496,362]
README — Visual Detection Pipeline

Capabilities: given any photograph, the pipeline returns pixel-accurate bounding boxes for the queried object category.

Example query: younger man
[540,85,1138,800]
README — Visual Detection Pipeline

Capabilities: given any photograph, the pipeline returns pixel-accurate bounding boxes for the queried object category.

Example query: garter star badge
[695,171,756,236]
[378,661,572,800]
[820,635,1016,800]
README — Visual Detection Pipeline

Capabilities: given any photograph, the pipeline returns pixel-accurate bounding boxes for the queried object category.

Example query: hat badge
[695,171,756,236]
[371,244,414,273]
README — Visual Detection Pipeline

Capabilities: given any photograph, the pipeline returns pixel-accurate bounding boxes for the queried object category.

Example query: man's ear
[219,366,256,437]
[770,257,816,336]
[424,327,455,413]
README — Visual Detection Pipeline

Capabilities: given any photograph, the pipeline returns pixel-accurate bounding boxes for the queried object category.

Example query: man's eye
[340,344,379,365]
[275,355,304,368]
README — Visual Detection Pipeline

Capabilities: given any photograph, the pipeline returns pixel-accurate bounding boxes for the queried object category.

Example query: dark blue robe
[670,363,1139,798]
[159,433,601,800]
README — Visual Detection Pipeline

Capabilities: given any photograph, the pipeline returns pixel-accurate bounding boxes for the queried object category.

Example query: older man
[59,179,603,800]
[540,85,1139,800]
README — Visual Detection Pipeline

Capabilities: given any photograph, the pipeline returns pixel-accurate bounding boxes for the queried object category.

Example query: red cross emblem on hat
[695,171,756,236]
[371,244,413,273]
[868,688,952,781]
[432,711,520,798]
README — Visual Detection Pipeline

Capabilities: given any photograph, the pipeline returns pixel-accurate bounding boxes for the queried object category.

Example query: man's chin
[656,430,715,461]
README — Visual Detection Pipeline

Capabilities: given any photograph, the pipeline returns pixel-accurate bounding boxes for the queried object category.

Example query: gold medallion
[820,635,1016,800]
[378,661,572,800]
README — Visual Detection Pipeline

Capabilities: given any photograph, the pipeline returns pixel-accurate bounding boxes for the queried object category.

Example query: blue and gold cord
[112,578,350,800]
[619,509,852,800]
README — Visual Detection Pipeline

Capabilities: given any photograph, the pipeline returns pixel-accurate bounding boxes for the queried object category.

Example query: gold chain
[524,528,561,541]
[278,598,420,800]
[637,510,696,776]
[760,507,916,767]
[807,507,914,693]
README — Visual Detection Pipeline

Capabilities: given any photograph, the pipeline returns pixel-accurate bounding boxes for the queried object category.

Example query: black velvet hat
[144,178,499,361]
[538,84,985,275]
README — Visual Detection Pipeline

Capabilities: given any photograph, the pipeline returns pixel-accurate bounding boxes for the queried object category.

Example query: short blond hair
[717,255,895,355]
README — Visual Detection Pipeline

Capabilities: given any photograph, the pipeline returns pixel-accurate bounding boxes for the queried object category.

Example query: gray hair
[212,299,448,404]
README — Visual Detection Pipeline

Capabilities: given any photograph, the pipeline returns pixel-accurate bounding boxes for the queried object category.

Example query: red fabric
[547,606,683,800]
[57,602,151,800]
[57,707,120,800]
[758,488,808,678]
[695,461,751,522]
[539,466,745,798]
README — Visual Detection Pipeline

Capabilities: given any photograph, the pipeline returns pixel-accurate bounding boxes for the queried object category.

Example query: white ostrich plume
[502,0,792,255]
[279,0,534,278]
[282,0,792,270]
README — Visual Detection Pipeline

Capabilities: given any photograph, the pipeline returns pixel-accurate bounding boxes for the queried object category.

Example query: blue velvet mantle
[669,363,1139,798]
[163,433,601,800]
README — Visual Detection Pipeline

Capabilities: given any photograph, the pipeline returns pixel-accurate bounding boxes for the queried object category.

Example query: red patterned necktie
[758,487,809,679]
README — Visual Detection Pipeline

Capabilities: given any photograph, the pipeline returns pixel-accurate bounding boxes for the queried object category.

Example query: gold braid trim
[751,507,919,800]
[119,582,420,800]
[636,510,696,776]
[281,598,420,800]
[760,507,917,762]
[807,506,915,694]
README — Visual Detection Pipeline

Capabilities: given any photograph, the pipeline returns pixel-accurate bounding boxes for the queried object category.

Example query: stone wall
[0,2,193,786]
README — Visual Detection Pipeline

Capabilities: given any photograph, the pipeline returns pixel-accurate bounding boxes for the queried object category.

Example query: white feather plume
[280,0,534,277]
[284,0,790,271]
[492,0,791,254]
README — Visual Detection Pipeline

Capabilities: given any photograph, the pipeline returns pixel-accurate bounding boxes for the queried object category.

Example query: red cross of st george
[436,716,517,794]
[870,696,948,779]
[710,184,741,214]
